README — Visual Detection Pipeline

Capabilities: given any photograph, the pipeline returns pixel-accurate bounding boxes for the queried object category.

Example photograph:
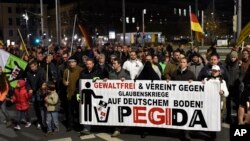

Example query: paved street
[0,103,230,141]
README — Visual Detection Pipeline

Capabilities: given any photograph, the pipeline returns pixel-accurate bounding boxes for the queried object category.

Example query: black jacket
[197,63,229,83]
[171,68,196,81]
[26,67,46,92]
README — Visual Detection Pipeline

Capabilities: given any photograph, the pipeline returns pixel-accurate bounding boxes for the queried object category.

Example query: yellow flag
[237,22,250,45]
[131,33,135,44]
[20,43,25,51]
[151,34,155,43]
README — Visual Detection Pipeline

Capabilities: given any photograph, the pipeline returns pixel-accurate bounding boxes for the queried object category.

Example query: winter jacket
[171,68,196,81]
[164,59,179,80]
[188,61,204,80]
[47,62,58,82]
[63,66,83,100]
[45,90,59,112]
[12,80,31,111]
[109,68,131,80]
[226,60,241,87]
[26,67,46,92]
[197,63,229,83]
[95,63,111,79]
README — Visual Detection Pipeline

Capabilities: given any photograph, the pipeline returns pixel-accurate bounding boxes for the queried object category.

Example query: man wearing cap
[188,52,204,80]
[63,57,83,132]
[225,44,241,64]
[225,51,241,123]
[204,64,229,140]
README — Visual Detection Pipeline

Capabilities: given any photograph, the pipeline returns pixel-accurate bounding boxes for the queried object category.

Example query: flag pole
[201,10,204,48]
[17,29,30,56]
[189,5,194,48]
[67,14,77,83]
[69,14,77,57]
[46,63,49,82]
[241,41,244,52]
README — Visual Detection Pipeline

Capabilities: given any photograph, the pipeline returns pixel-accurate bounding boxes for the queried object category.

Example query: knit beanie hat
[230,51,238,58]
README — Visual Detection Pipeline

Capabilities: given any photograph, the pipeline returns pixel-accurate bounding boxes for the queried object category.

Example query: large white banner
[79,80,221,131]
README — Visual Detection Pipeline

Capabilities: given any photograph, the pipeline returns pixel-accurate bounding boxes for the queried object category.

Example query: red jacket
[12,80,31,111]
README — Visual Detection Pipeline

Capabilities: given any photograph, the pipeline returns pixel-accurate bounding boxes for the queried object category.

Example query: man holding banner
[78,58,102,135]
[108,58,131,137]
[171,57,196,141]
[204,65,229,141]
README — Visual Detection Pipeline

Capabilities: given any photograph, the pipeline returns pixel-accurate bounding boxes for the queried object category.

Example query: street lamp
[22,11,29,47]
[23,9,45,45]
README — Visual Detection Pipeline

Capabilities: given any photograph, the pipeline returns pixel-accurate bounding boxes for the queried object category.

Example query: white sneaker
[25,122,31,127]
[14,125,21,130]
[36,123,41,129]
[111,130,120,137]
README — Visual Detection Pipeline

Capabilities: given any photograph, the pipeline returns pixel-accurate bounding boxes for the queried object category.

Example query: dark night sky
[1,0,249,26]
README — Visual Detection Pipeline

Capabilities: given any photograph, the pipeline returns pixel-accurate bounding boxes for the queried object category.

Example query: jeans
[33,93,47,128]
[46,111,59,132]
[66,96,79,128]
[0,100,10,122]
[17,110,30,125]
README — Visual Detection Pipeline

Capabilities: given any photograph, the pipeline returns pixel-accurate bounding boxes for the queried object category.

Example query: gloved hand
[92,77,100,82]
[76,93,81,102]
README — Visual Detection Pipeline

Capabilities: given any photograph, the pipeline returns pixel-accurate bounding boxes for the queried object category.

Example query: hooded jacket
[45,90,59,112]
[12,80,31,111]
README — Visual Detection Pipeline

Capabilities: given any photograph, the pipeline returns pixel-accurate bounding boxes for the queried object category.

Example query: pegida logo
[81,82,103,122]
[94,100,110,122]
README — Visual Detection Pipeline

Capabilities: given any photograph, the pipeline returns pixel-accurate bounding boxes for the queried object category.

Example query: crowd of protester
[1,41,250,141]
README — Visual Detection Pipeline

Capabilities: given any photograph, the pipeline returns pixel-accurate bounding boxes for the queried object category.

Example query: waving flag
[78,24,92,48]
[0,49,27,88]
[237,22,250,45]
[190,13,203,33]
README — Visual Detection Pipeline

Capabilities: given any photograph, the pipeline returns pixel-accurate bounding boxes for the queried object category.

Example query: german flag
[190,13,203,33]
[78,24,92,48]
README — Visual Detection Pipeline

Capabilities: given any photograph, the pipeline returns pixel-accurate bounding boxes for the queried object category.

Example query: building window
[16,18,20,26]
[179,8,182,16]
[16,7,20,13]
[9,30,13,36]
[8,7,12,13]
[183,9,186,16]
[8,18,13,26]
[0,30,2,37]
